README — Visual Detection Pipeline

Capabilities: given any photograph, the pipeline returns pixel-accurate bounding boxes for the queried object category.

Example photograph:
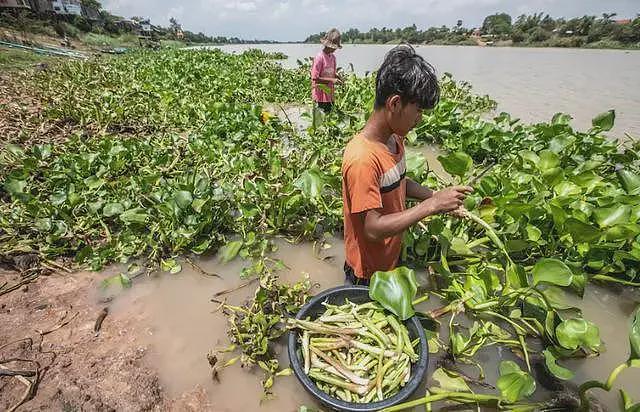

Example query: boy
[311,28,342,113]
[342,45,473,285]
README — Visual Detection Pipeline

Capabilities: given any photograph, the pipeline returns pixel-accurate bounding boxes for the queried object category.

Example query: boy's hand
[448,206,469,219]
[422,186,473,214]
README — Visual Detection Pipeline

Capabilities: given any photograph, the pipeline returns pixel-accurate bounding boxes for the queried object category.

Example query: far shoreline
[202,42,640,53]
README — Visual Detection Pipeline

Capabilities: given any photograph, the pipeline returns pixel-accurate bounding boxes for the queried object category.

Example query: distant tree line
[305,23,475,46]
[305,12,640,49]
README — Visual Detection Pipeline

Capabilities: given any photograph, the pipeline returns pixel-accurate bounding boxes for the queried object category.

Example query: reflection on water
[209,43,640,138]
[107,238,640,410]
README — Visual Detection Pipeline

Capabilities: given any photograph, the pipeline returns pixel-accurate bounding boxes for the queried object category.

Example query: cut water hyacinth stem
[291,299,419,403]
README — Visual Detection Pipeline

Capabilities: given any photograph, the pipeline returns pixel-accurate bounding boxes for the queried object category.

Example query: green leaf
[317,83,331,94]
[606,224,640,241]
[192,198,207,213]
[4,179,27,197]
[549,134,576,153]
[542,349,574,380]
[496,361,536,403]
[526,225,542,242]
[532,258,573,287]
[593,205,631,228]
[88,200,104,214]
[175,190,193,209]
[592,109,615,131]
[432,368,471,392]
[538,150,560,171]
[565,218,601,243]
[161,258,182,274]
[506,263,527,289]
[294,168,325,198]
[84,176,105,190]
[100,273,132,290]
[617,169,640,195]
[405,151,426,175]
[35,218,52,232]
[551,113,572,125]
[571,171,602,190]
[406,130,418,144]
[450,237,473,255]
[103,202,124,217]
[50,190,67,206]
[6,144,24,157]
[629,306,640,362]
[437,152,472,177]
[554,182,581,197]
[369,266,418,321]
[219,240,243,263]
[499,360,522,376]
[119,208,147,224]
[542,286,574,310]
[556,318,601,351]
[519,150,540,167]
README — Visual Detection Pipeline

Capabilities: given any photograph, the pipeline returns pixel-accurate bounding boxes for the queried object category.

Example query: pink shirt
[311,51,336,103]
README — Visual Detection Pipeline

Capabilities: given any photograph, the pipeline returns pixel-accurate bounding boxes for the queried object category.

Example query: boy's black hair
[374,44,440,110]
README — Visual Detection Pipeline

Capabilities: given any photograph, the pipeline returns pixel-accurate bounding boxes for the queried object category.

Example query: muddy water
[565,285,640,408]
[107,239,346,411]
[103,236,640,411]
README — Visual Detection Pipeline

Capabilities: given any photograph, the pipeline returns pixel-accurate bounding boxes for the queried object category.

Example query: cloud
[225,1,258,12]
[167,5,184,21]
[102,0,638,41]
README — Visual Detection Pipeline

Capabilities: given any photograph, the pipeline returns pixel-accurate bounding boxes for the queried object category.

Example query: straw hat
[321,28,342,49]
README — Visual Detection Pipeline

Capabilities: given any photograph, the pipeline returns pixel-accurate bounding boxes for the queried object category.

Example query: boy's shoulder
[343,135,379,168]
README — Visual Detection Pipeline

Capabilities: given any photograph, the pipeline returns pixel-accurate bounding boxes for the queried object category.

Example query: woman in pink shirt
[311,28,342,113]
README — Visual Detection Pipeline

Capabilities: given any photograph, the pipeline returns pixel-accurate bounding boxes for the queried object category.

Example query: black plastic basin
[287,285,428,412]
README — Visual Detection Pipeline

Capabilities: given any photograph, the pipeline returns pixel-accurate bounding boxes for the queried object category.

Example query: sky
[102,0,638,41]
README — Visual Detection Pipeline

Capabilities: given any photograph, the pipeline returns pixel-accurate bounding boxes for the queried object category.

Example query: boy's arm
[345,156,471,242]
[406,178,433,201]
[362,186,472,242]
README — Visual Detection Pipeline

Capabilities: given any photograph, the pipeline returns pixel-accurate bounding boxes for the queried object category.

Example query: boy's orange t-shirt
[342,134,407,279]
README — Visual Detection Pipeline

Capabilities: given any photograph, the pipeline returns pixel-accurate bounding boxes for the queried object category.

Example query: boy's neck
[362,110,393,144]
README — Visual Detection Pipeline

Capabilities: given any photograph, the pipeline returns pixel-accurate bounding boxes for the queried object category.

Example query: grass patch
[0,47,54,71]
[160,40,186,49]
[80,32,139,48]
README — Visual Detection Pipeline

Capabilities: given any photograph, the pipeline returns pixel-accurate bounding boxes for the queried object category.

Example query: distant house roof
[614,19,632,25]
[50,0,82,15]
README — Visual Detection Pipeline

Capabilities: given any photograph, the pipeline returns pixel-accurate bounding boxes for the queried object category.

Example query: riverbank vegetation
[305,12,640,49]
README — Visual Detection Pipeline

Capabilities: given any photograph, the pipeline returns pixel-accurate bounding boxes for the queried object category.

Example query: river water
[214,43,640,138]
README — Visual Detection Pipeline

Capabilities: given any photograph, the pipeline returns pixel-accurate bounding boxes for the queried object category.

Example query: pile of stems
[289,300,420,403]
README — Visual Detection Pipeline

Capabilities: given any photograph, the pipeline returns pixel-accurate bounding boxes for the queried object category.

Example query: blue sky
[102,0,639,41]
